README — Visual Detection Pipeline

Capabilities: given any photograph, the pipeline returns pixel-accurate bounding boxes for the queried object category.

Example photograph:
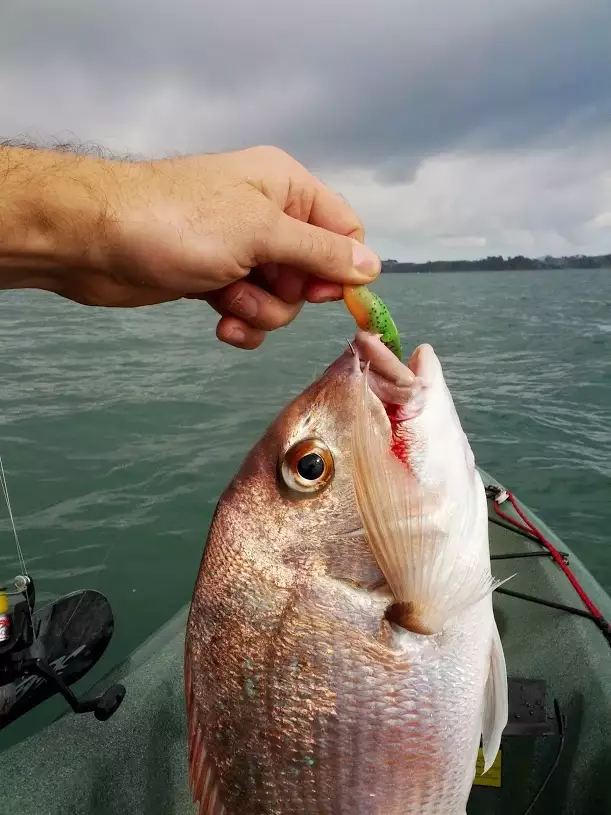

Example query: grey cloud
[323,133,611,261]
[2,0,611,259]
[2,0,610,172]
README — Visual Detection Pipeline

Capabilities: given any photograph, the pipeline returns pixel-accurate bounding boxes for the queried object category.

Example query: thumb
[260,212,381,285]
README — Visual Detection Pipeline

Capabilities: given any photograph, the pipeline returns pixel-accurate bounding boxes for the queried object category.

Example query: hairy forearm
[0,143,378,334]
[0,146,118,292]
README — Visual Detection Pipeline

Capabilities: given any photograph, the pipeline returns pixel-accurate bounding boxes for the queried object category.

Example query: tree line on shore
[382,253,611,273]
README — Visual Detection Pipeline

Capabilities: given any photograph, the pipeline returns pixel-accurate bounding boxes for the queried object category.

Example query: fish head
[206,329,479,600]
[209,341,389,591]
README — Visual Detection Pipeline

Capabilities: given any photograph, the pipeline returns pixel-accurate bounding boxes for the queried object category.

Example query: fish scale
[189,578,485,812]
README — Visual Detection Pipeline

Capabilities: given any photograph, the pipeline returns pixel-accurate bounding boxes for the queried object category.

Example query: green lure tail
[343,285,403,361]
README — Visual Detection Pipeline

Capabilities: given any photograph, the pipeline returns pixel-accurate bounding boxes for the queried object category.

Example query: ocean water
[0,267,610,747]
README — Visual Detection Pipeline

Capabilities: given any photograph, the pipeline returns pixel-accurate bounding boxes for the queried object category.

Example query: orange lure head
[343,285,402,361]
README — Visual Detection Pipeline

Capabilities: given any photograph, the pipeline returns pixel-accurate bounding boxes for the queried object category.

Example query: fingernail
[351,241,381,281]
[228,326,245,344]
[230,291,258,319]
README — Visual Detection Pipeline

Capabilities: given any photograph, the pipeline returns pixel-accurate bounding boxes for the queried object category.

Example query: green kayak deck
[1,467,610,814]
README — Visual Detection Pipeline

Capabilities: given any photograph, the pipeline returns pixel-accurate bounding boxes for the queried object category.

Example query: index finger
[308,179,365,243]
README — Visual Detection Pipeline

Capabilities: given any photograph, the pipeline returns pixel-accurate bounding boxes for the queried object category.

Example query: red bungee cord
[493,489,609,632]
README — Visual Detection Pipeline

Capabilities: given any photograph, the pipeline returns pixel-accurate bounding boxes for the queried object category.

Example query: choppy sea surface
[1,268,610,747]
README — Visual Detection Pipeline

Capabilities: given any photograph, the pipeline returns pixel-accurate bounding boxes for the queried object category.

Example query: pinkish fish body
[185,331,508,815]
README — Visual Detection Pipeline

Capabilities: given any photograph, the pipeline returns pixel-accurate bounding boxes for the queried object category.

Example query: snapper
[185,327,508,815]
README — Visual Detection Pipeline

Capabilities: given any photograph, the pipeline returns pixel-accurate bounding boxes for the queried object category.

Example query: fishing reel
[0,574,126,730]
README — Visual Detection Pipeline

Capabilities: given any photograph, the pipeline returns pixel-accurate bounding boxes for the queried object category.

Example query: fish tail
[351,372,509,634]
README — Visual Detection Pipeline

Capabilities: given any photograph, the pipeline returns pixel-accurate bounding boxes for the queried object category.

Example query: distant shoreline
[382,253,611,273]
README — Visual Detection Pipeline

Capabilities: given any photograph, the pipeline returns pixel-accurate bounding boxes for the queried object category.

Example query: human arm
[0,144,381,348]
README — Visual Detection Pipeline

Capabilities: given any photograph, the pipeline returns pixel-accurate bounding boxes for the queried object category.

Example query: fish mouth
[347,330,442,469]
[351,329,433,417]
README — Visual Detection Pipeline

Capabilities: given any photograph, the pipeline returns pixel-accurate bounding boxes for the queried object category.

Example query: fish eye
[297,452,325,481]
[280,438,334,494]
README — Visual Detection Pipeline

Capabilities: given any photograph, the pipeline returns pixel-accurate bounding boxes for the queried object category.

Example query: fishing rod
[0,313,233,733]
[0,454,126,730]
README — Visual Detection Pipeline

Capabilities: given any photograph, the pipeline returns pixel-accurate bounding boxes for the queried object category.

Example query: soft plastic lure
[343,285,403,361]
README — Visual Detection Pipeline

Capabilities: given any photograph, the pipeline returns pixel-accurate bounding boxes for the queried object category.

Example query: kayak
[1,466,609,815]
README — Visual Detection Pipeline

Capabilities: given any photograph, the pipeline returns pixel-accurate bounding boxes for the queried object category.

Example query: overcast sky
[2,0,611,262]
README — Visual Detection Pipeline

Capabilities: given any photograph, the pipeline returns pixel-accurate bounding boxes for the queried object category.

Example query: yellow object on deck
[473,747,502,788]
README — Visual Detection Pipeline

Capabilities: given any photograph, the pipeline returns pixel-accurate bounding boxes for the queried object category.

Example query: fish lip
[323,335,414,399]
[351,332,424,415]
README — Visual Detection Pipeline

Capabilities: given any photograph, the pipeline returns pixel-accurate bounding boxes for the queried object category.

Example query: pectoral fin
[351,370,510,635]
[481,619,508,773]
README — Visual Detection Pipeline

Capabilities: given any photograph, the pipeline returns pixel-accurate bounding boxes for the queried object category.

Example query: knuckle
[298,228,316,260]
[250,206,281,261]
[213,260,247,288]
[314,231,340,268]
[220,280,245,309]
[253,144,288,161]
[283,303,303,327]
[226,288,245,313]
[249,145,296,173]
[255,204,277,237]
[352,216,365,239]
[268,300,300,329]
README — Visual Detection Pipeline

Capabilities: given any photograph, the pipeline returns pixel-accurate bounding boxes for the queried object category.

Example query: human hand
[0,145,381,349]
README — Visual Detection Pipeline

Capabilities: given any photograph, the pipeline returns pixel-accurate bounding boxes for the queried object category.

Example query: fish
[185,329,508,815]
